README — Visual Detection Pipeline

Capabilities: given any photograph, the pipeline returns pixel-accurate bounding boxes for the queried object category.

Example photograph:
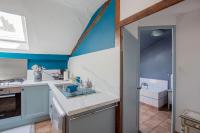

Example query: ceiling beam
[120,0,184,27]
[71,0,111,55]
[115,0,120,47]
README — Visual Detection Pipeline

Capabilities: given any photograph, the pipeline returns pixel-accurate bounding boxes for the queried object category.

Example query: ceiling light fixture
[151,29,164,37]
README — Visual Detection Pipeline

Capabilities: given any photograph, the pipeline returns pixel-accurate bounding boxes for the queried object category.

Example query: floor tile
[35,120,52,133]
[140,103,171,133]
[150,125,169,133]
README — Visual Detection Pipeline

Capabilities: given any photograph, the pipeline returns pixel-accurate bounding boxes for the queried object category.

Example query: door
[122,28,140,133]
[22,85,49,119]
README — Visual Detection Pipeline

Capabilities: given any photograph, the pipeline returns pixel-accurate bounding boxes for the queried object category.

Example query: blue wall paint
[140,34,172,80]
[0,52,69,70]
[72,0,115,56]
[0,52,69,60]
[27,59,67,70]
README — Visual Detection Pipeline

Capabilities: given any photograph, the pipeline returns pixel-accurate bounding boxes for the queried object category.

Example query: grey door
[122,28,140,133]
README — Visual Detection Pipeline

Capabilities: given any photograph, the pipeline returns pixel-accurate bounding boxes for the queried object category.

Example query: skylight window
[0,11,28,50]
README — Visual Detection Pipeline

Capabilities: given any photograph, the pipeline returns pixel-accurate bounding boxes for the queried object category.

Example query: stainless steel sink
[55,84,96,98]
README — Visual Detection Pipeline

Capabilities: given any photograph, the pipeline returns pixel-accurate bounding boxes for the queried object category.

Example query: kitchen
[0,0,120,132]
[0,51,120,133]
[0,58,119,133]
[3,0,200,133]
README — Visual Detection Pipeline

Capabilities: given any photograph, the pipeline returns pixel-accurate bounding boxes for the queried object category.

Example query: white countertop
[0,80,120,116]
[48,81,120,116]
[0,80,71,88]
[22,80,70,87]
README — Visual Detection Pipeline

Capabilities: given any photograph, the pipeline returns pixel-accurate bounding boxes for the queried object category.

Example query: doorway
[121,24,176,133]
[122,25,176,133]
[138,26,175,133]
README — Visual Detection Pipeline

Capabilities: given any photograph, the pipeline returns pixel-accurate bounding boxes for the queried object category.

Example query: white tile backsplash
[27,69,60,81]
[68,47,120,97]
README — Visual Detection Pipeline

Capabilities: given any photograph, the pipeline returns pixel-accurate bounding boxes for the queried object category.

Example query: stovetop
[0,78,24,83]
[0,79,24,88]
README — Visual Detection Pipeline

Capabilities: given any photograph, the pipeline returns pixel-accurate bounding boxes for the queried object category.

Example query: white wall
[68,47,120,97]
[176,9,200,133]
[120,0,161,20]
[27,70,60,81]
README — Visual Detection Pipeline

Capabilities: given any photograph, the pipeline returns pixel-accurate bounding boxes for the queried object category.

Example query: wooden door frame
[115,0,184,133]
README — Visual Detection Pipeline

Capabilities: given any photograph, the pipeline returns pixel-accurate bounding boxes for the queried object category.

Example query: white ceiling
[140,29,171,50]
[43,0,107,54]
[0,0,107,55]
[50,0,107,34]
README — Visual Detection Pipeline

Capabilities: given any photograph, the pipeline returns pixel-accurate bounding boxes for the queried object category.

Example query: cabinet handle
[0,114,5,117]
[70,104,118,121]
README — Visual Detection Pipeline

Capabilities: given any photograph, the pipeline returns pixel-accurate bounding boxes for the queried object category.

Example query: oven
[0,87,21,119]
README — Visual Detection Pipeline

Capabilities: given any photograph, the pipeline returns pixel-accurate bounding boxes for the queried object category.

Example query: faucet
[141,82,148,89]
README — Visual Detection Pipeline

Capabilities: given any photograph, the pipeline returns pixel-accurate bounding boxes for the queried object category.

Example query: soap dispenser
[86,79,93,88]
[63,70,69,81]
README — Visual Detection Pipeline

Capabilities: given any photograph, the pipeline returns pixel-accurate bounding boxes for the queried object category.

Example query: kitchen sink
[55,84,96,98]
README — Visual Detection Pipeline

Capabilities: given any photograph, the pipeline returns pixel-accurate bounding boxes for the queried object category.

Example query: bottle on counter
[63,70,69,81]
[86,79,93,89]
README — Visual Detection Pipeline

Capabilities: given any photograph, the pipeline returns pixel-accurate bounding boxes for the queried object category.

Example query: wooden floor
[140,103,171,133]
[35,120,52,133]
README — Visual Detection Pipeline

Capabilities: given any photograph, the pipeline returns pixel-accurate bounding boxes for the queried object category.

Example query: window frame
[0,11,29,50]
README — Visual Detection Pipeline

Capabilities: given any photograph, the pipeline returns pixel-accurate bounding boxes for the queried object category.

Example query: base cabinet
[0,85,49,132]
[22,85,49,119]
[67,104,117,133]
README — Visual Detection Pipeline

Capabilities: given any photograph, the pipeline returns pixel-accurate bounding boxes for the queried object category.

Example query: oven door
[0,93,21,119]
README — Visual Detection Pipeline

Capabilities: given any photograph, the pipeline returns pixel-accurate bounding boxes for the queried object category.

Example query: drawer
[0,88,10,95]
[185,120,200,130]
[9,87,21,94]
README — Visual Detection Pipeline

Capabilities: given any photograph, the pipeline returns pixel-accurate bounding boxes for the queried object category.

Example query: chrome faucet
[141,82,148,89]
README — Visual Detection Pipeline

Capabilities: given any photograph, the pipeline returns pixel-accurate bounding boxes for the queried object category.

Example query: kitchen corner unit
[50,82,120,133]
[0,80,120,133]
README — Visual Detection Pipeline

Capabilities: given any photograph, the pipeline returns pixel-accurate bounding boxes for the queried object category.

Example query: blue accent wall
[0,52,69,70]
[140,34,172,80]
[27,59,67,70]
[72,0,115,56]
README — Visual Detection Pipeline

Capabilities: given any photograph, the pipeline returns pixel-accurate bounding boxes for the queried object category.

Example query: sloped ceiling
[54,0,107,24]
[0,0,107,55]
[28,0,107,55]
[140,29,171,50]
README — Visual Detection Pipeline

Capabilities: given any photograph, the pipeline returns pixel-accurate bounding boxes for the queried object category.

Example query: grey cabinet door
[68,105,116,133]
[22,85,49,120]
